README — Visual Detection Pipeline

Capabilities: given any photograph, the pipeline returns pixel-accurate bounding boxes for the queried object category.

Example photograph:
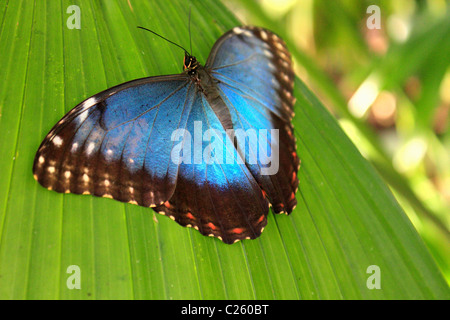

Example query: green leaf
[0,0,448,299]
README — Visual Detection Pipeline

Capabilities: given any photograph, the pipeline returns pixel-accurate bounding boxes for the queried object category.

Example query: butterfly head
[183,52,199,76]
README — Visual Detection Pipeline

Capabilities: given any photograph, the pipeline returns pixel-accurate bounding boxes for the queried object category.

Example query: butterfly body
[33,26,299,244]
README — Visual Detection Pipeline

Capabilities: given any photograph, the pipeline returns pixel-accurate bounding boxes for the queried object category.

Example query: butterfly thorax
[183,53,199,76]
[182,52,233,132]
[183,54,209,90]
[184,53,205,90]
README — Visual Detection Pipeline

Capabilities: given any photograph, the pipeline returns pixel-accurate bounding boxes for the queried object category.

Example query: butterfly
[33,26,299,244]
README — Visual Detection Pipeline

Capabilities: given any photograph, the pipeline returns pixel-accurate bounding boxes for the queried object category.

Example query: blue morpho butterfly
[33,25,299,244]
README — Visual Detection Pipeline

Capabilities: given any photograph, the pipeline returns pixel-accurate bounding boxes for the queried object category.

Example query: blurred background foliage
[225,0,449,283]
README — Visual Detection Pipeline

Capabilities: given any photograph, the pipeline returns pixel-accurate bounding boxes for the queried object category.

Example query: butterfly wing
[206,26,299,214]
[33,75,195,207]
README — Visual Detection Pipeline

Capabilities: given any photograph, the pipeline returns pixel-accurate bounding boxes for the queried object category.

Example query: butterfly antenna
[188,7,193,56]
[137,26,190,55]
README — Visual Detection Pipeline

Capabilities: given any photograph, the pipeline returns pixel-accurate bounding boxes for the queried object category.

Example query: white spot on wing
[233,27,243,34]
[284,89,293,100]
[242,30,252,37]
[38,156,45,164]
[86,142,95,156]
[80,96,99,110]
[77,110,89,124]
[52,135,63,147]
[263,49,273,58]
[233,27,253,38]
[260,30,268,40]
[274,41,285,51]
[278,50,289,61]
[71,142,79,152]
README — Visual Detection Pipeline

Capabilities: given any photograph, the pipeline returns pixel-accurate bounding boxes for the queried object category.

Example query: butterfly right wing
[206,26,299,214]
[33,75,194,207]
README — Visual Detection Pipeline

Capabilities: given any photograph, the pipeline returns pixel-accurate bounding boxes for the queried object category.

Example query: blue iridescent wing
[206,26,299,214]
[33,75,194,207]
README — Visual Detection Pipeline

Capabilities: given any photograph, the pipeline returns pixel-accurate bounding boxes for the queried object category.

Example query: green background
[0,0,448,299]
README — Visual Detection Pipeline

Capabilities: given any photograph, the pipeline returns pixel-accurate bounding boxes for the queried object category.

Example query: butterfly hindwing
[154,93,269,244]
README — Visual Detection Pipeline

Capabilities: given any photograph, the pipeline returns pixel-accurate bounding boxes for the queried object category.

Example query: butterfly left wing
[206,26,299,214]
[33,75,194,207]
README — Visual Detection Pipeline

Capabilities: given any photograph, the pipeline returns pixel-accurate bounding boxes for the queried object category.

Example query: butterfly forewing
[33,75,192,207]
